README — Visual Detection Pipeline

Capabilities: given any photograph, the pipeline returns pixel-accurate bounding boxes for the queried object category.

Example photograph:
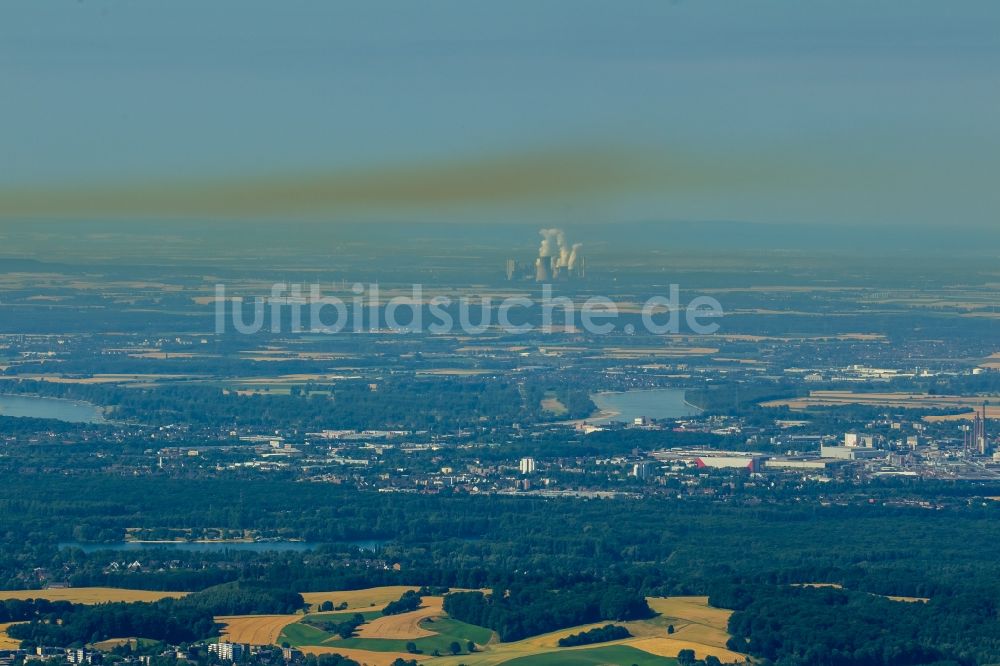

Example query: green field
[422,617,494,645]
[302,610,383,623]
[277,622,332,647]
[502,645,679,665]
[300,617,494,656]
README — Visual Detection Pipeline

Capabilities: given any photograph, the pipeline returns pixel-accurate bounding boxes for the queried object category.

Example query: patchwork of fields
[0,586,746,665]
[288,588,742,665]
[762,390,1000,420]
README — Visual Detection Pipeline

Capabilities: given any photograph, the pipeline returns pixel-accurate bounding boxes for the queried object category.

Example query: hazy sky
[3,1,999,228]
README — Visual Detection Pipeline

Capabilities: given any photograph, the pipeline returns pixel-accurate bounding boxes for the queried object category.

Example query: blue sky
[2,0,999,228]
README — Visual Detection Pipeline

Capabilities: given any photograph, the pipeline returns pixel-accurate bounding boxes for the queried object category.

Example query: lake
[57,540,387,553]
[0,394,106,423]
[589,388,701,424]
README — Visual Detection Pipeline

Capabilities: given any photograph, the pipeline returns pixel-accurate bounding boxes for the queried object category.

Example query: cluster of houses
[0,643,304,666]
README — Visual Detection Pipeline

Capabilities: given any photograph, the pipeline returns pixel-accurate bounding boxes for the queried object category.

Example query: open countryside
[211,588,743,665]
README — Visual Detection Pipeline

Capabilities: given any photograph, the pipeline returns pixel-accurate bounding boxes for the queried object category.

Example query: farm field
[0,587,187,604]
[793,583,928,604]
[500,645,678,665]
[924,408,1000,422]
[277,622,332,647]
[300,586,421,611]
[304,610,383,624]
[0,623,21,649]
[763,390,1000,417]
[280,595,492,657]
[334,616,493,655]
[90,638,159,651]
[218,615,300,644]
[355,596,444,639]
[296,645,429,666]
[338,595,742,666]
[539,395,568,416]
[6,586,746,665]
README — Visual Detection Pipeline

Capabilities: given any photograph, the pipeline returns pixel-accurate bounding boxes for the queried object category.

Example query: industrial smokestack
[535,257,549,282]
[567,243,582,270]
[538,228,559,258]
[536,227,583,279]
[555,229,569,267]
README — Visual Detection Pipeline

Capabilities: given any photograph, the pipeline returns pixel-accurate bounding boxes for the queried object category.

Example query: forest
[714,584,999,666]
[557,624,632,647]
[2,475,1000,662]
[443,586,650,641]
[0,376,594,430]
[6,582,303,646]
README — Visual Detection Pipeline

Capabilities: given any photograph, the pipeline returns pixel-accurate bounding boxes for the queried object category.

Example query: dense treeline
[557,624,631,647]
[382,590,422,616]
[714,584,999,666]
[307,613,366,639]
[0,377,592,430]
[305,656,359,666]
[4,475,1000,660]
[443,585,651,641]
[6,582,303,647]
[5,476,1000,599]
[0,598,73,622]
[7,598,215,646]
[169,581,304,615]
[685,382,802,413]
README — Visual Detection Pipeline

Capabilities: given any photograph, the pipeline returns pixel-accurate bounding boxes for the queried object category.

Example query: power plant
[506,228,585,282]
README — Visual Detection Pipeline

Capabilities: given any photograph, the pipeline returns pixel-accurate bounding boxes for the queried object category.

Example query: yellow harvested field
[0,623,22,649]
[685,333,885,342]
[793,583,844,589]
[980,352,1000,369]
[233,373,347,383]
[354,597,444,640]
[300,586,420,611]
[644,596,734,651]
[91,638,143,651]
[600,347,719,359]
[416,369,493,376]
[0,587,187,604]
[432,595,741,666]
[218,615,300,645]
[794,584,928,604]
[540,397,568,415]
[299,645,429,666]
[629,636,745,663]
[647,596,729,626]
[924,408,1000,421]
[764,391,1000,415]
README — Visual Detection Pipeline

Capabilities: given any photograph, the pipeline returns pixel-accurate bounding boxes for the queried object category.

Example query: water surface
[589,389,700,424]
[0,394,105,423]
